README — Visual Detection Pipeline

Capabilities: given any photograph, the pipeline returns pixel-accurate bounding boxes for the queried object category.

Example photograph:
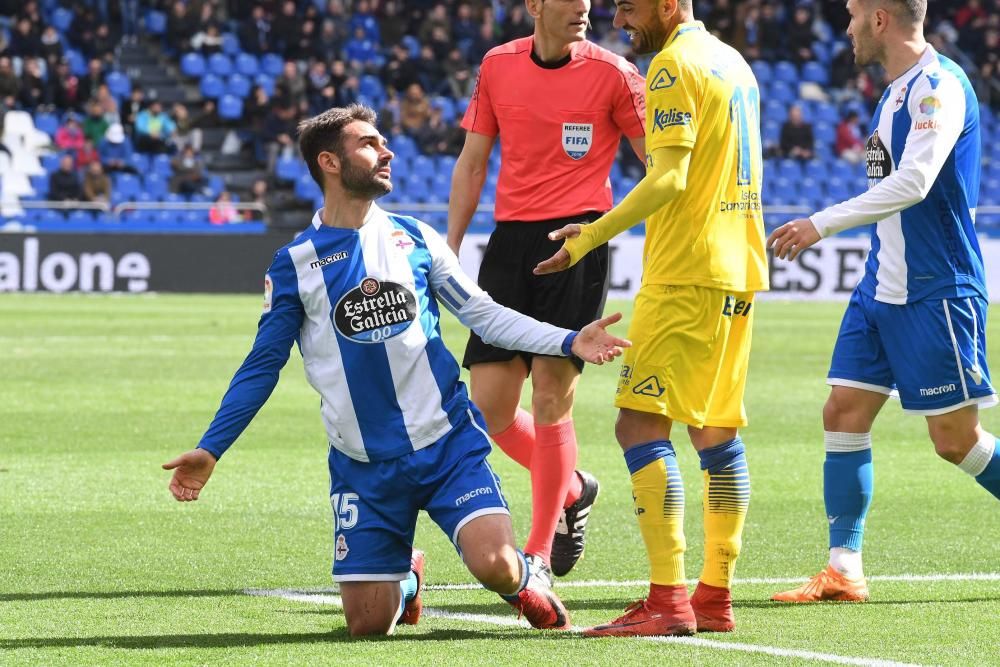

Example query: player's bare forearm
[448,132,494,253]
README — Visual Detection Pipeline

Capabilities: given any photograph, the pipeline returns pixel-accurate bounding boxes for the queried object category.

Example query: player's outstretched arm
[767,217,822,260]
[534,145,692,275]
[571,312,631,365]
[162,449,217,502]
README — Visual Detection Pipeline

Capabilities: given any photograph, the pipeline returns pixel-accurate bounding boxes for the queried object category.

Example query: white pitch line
[245,588,923,667]
[425,572,1000,591]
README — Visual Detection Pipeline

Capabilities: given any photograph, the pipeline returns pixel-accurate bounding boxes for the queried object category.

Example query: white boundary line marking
[245,587,923,667]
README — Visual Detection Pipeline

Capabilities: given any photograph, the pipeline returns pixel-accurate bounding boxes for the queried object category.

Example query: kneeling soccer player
[162,104,630,636]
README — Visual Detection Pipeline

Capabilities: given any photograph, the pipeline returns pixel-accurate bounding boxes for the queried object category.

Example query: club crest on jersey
[391,229,415,255]
[262,274,272,313]
[649,68,677,91]
[562,123,593,160]
[893,85,907,111]
[333,277,417,343]
[335,534,349,561]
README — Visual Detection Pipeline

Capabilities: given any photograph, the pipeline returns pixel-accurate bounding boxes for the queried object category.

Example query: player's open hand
[162,449,217,502]
[533,223,583,275]
[767,217,821,260]
[572,312,631,365]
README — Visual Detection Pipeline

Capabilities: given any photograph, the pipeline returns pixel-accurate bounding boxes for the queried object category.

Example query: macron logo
[455,487,493,506]
[310,252,348,269]
[919,383,957,397]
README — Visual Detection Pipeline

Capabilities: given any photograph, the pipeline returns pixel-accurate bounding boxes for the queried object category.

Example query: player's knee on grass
[927,409,981,465]
[340,582,401,637]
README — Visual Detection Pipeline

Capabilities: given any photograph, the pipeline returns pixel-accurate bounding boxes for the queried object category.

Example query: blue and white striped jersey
[197,204,574,463]
[811,46,984,305]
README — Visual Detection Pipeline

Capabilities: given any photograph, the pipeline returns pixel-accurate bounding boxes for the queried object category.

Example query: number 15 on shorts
[331,493,359,530]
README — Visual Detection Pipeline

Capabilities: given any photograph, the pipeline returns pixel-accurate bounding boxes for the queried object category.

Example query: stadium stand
[1,0,998,234]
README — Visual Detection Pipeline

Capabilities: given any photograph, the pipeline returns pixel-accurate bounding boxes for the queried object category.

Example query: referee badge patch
[562,123,593,160]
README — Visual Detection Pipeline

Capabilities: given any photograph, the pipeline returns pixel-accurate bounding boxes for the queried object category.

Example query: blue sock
[623,439,676,475]
[976,452,1000,500]
[397,570,418,618]
[960,435,1000,500]
[697,437,746,473]
[824,448,874,552]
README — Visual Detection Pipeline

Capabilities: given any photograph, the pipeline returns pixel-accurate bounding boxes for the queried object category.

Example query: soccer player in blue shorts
[768,0,1000,602]
[161,104,630,635]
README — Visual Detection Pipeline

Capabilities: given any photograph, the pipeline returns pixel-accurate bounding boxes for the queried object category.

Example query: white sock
[828,547,864,579]
[957,433,996,477]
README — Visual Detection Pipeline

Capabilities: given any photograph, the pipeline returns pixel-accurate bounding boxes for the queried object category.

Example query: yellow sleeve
[564,145,692,265]
[645,57,699,151]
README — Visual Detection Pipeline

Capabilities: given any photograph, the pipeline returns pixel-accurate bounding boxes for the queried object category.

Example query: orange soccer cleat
[399,550,425,625]
[771,565,870,603]
[689,581,735,632]
[584,585,696,638]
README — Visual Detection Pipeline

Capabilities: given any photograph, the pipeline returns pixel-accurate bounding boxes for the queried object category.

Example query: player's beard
[630,23,669,55]
[850,20,881,67]
[340,156,392,199]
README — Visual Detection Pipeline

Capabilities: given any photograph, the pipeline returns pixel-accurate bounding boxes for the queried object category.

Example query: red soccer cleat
[584,585,696,637]
[399,550,425,625]
[504,554,571,630]
[690,581,735,632]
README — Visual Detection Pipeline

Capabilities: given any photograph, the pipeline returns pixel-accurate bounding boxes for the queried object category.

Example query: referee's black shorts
[462,212,610,373]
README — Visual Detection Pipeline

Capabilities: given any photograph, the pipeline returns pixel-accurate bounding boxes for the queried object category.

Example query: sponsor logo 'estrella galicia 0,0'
[333,277,417,343]
[653,108,692,132]
[866,130,891,181]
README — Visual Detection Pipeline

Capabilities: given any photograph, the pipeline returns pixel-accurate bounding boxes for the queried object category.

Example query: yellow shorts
[615,285,755,428]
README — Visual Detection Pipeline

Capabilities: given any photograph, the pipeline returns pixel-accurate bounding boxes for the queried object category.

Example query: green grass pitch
[1,293,998,666]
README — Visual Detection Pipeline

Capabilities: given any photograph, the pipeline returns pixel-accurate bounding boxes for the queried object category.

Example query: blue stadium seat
[51,7,74,32]
[814,102,841,126]
[146,10,167,35]
[359,75,385,106]
[812,41,831,65]
[218,94,244,120]
[801,62,829,86]
[235,52,259,77]
[34,112,59,137]
[295,173,322,201]
[106,71,131,99]
[750,60,772,86]
[67,210,94,224]
[435,155,457,176]
[412,154,434,174]
[390,134,417,160]
[401,35,421,59]
[128,153,150,173]
[768,81,797,106]
[804,161,829,181]
[275,156,303,182]
[814,123,836,150]
[64,49,87,76]
[200,73,225,99]
[763,99,788,124]
[222,32,241,56]
[208,53,233,77]
[431,97,456,123]
[227,73,252,98]
[144,173,169,199]
[181,52,206,78]
[114,173,142,199]
[30,174,50,194]
[773,61,799,84]
[152,154,173,177]
[261,53,284,77]
[254,73,275,96]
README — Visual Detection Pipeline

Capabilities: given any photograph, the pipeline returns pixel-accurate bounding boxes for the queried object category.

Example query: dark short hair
[862,0,926,24]
[297,104,378,190]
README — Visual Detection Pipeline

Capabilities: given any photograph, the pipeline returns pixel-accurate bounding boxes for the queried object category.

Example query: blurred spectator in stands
[453,3,479,48]
[707,0,735,43]
[427,24,453,61]
[501,3,532,42]
[17,0,43,27]
[443,47,475,99]
[0,57,17,109]
[244,85,270,152]
[350,0,378,38]
[55,114,86,152]
[245,178,272,221]
[170,145,208,195]
[787,3,816,63]
[273,1,300,53]
[69,8,99,54]
[172,103,203,153]
[416,106,463,156]
[289,19,318,61]
[378,1,407,48]
[980,62,1000,110]
[400,83,431,137]
[313,19,343,62]
[780,104,815,161]
[89,24,116,64]
[7,18,41,60]
[192,24,225,55]
[310,83,338,116]
[306,61,331,105]
[956,0,986,30]
[330,60,360,106]
[121,0,141,44]
[598,27,631,58]
[419,3,451,44]
[759,2,784,60]
[167,1,194,52]
[829,43,855,89]
[83,101,110,144]
[77,138,101,170]
[39,26,63,65]
[135,100,177,154]
[99,123,136,173]
[416,45,447,96]
[78,58,105,105]
[261,98,299,172]
[48,60,82,111]
[276,61,307,109]
[344,25,378,65]
[122,86,145,136]
[382,43,421,95]
[240,5,272,55]
[48,154,84,201]
[732,2,761,59]
[94,83,121,121]
[210,191,240,224]
[83,160,111,202]
[835,110,864,164]
[18,58,44,110]
[378,89,402,135]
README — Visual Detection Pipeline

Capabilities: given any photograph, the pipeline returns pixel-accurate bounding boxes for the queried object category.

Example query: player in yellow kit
[535,0,767,637]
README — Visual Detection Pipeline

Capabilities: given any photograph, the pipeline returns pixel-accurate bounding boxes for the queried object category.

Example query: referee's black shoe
[550,470,600,577]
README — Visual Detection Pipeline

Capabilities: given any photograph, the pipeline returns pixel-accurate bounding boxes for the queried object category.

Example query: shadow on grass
[1,590,247,603]
[0,627,577,650]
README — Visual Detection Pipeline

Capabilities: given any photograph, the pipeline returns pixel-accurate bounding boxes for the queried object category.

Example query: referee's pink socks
[524,419,579,563]
[492,410,584,508]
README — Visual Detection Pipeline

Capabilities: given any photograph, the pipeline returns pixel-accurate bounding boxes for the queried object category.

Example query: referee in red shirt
[447,0,645,582]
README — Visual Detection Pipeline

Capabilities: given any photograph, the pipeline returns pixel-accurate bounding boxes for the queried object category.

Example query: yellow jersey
[642,22,768,292]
